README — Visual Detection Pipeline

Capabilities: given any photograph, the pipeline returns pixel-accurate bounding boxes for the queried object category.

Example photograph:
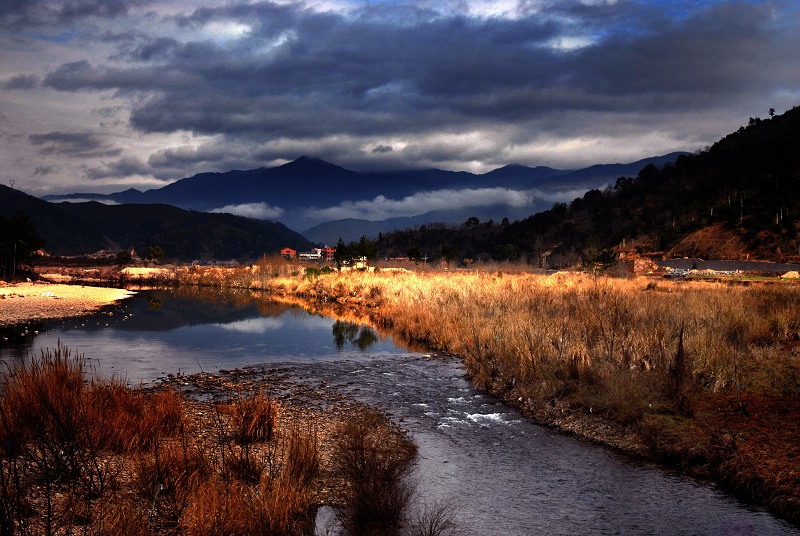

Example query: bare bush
[228,390,278,445]
[332,409,417,536]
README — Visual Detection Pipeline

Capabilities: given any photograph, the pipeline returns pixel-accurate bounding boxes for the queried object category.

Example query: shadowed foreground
[0,344,460,536]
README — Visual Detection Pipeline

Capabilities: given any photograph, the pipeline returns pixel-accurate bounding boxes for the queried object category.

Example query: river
[1,288,797,535]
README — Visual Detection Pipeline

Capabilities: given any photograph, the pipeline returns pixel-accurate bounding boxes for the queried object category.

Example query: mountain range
[5,104,797,264]
[0,184,312,260]
[43,153,688,244]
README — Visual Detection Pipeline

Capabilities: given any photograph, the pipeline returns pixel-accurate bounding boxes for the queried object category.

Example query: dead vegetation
[168,265,800,523]
[0,345,461,535]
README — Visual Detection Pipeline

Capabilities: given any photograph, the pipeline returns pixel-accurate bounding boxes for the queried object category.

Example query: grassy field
[171,261,800,523]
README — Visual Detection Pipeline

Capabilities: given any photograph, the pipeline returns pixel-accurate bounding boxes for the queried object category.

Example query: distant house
[298,248,323,260]
[322,247,335,261]
[281,247,297,259]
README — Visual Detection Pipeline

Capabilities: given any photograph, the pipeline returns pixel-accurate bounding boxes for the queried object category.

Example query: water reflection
[0,288,405,384]
[332,321,379,351]
[147,296,163,311]
[0,320,44,361]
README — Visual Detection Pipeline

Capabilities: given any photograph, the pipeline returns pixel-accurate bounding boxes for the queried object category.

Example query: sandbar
[0,282,134,326]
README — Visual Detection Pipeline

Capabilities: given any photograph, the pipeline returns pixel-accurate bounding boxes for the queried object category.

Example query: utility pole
[8,180,15,188]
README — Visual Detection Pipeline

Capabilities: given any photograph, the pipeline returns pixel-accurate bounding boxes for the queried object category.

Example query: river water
[1,288,797,535]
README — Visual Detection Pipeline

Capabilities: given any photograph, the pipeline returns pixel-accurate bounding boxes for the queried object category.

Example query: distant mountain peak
[281,156,347,173]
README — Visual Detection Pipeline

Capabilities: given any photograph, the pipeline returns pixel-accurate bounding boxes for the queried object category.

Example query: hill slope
[1,185,312,260]
[377,107,800,265]
[0,184,109,255]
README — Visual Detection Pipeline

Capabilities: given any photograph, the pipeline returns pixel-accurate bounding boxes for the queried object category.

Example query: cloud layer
[1,0,799,203]
[211,202,285,220]
[309,188,533,221]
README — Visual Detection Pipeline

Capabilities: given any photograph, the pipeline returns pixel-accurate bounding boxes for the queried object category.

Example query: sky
[1,0,799,198]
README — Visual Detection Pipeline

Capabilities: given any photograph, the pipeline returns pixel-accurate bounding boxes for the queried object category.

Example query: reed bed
[180,267,800,404]
[174,265,800,521]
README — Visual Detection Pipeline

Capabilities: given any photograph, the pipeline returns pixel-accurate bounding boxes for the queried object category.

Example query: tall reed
[245,270,799,418]
[0,347,330,535]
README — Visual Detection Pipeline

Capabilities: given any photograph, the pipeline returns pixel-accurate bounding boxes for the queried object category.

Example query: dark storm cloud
[0,0,43,20]
[2,74,40,89]
[43,60,200,92]
[1,0,135,25]
[148,144,234,169]
[27,0,800,175]
[572,2,783,99]
[91,105,125,118]
[40,3,565,136]
[34,165,60,176]
[28,131,122,158]
[85,155,150,179]
[58,0,129,20]
[131,37,180,61]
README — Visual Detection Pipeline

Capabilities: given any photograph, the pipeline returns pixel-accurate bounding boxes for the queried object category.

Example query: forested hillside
[378,106,800,266]
[0,185,313,261]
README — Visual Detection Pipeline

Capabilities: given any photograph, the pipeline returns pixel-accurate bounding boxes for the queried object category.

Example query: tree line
[0,211,45,280]
[334,235,378,269]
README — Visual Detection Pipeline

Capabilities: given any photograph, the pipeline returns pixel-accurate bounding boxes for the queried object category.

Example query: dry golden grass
[174,266,800,411]
[225,390,279,445]
[308,271,799,398]
[172,265,800,522]
[87,381,186,453]
[180,477,314,536]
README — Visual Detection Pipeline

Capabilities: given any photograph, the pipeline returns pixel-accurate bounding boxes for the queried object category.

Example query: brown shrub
[283,423,320,490]
[181,476,314,536]
[134,441,213,527]
[91,496,151,536]
[228,391,279,445]
[87,382,186,453]
[0,344,92,485]
[331,409,417,536]
[223,444,265,485]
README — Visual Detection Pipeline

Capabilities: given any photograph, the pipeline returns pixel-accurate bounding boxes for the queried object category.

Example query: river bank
[15,264,800,524]
[166,263,799,524]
